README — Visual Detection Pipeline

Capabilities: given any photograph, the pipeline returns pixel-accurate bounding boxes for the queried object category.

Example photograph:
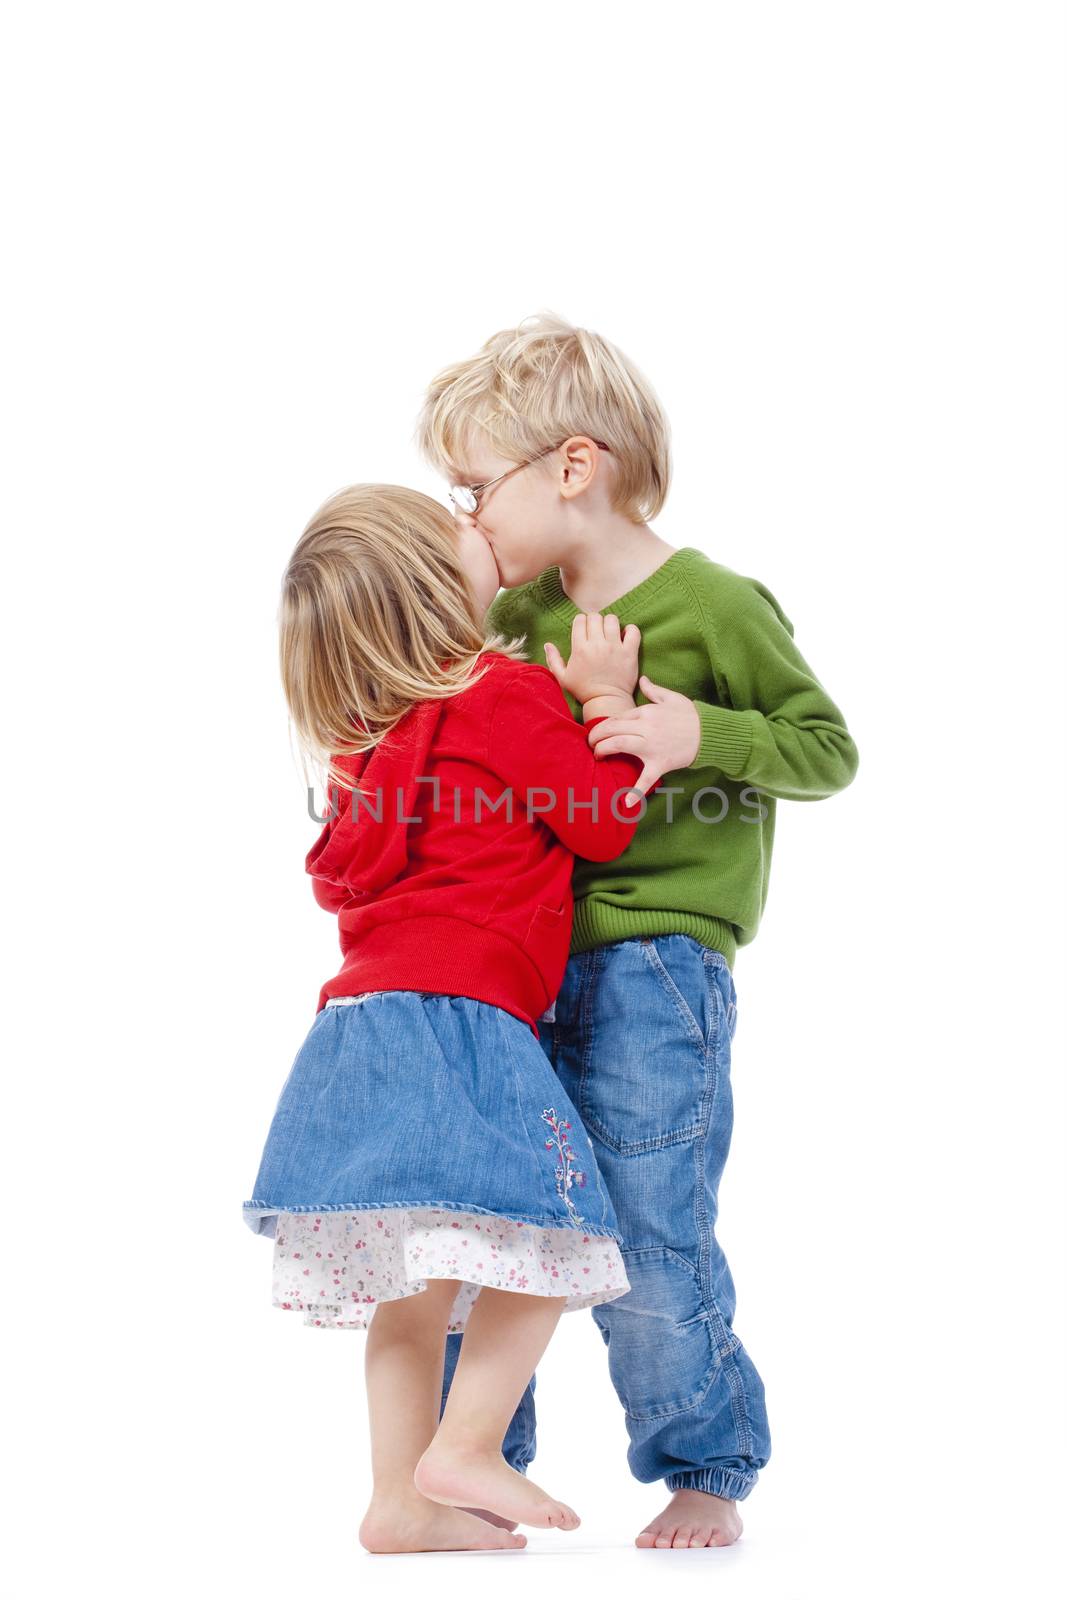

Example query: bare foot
[359,1493,527,1554]
[634,1488,743,1549]
[414,1441,580,1531]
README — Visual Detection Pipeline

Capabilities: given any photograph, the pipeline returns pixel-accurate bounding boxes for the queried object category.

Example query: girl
[241,484,657,1555]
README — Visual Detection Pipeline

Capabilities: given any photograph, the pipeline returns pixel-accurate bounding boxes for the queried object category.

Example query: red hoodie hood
[304,698,447,900]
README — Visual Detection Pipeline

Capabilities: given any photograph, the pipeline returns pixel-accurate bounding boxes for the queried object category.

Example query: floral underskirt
[267,1206,631,1331]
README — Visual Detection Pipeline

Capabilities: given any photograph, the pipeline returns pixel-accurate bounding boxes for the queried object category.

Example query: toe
[486,1524,527,1549]
[672,1526,696,1548]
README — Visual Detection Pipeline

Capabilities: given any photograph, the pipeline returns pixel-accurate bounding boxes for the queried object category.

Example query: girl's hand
[543,612,641,710]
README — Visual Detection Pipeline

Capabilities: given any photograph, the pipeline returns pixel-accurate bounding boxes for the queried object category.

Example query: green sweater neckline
[534,545,702,622]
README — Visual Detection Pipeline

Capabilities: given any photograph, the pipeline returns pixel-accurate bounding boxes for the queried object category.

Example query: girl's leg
[414,1287,580,1531]
[358,1278,527,1555]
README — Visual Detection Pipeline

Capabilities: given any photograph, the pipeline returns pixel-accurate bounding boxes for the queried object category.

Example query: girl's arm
[486,666,659,862]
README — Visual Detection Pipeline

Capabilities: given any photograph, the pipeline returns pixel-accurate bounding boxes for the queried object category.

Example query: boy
[415,313,859,1549]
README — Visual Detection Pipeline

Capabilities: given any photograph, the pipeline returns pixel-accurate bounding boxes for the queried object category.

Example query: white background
[3,3,1064,1596]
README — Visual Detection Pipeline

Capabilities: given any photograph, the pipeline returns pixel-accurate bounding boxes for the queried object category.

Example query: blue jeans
[440,933,771,1501]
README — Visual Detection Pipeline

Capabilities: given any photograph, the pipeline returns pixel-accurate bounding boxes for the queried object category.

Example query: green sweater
[484,545,859,970]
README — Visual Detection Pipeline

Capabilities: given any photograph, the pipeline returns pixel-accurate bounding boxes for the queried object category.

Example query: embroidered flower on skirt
[540,1106,587,1223]
[269,1206,631,1331]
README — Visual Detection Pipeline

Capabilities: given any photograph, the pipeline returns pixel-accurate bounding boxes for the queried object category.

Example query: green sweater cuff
[692,700,754,777]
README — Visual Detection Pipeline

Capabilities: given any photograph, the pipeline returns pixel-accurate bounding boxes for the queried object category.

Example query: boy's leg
[551,935,771,1524]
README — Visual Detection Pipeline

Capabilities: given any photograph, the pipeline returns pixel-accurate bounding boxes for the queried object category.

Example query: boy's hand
[585,675,702,789]
[543,612,641,710]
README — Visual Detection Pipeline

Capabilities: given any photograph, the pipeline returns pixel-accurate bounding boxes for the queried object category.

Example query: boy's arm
[687,573,859,801]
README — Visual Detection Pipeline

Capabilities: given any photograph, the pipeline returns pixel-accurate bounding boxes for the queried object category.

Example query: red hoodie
[304,651,657,1040]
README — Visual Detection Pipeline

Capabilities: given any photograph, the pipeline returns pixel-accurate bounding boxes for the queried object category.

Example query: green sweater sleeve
[688,571,859,801]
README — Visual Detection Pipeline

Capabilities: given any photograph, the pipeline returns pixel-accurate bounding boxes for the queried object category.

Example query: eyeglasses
[448,439,612,515]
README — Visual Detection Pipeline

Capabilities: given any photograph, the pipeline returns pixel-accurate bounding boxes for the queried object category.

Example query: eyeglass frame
[448,438,612,515]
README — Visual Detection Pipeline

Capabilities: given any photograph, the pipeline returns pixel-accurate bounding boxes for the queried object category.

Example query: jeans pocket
[700,950,737,1048]
[641,937,717,1053]
[575,938,712,1156]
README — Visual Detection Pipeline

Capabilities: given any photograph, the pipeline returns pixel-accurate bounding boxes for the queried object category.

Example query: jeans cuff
[664,1467,757,1502]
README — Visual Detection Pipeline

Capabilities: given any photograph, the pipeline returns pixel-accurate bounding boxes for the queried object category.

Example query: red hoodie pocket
[521,902,570,999]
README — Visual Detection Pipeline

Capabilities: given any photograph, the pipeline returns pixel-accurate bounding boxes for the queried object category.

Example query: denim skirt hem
[243,1198,622,1242]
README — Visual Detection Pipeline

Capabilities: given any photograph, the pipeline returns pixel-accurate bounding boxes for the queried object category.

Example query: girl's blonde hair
[279,483,527,794]
[415,311,671,524]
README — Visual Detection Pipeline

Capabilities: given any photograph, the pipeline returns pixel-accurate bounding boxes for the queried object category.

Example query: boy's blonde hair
[279,483,527,793]
[416,312,671,524]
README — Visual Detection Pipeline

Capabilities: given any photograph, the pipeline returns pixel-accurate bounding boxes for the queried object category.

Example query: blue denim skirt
[242,990,624,1242]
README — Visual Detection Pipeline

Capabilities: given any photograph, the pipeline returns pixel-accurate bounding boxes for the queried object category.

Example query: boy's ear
[558,435,601,500]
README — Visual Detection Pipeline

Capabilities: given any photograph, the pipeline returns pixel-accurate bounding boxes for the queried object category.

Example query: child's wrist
[582,692,635,722]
